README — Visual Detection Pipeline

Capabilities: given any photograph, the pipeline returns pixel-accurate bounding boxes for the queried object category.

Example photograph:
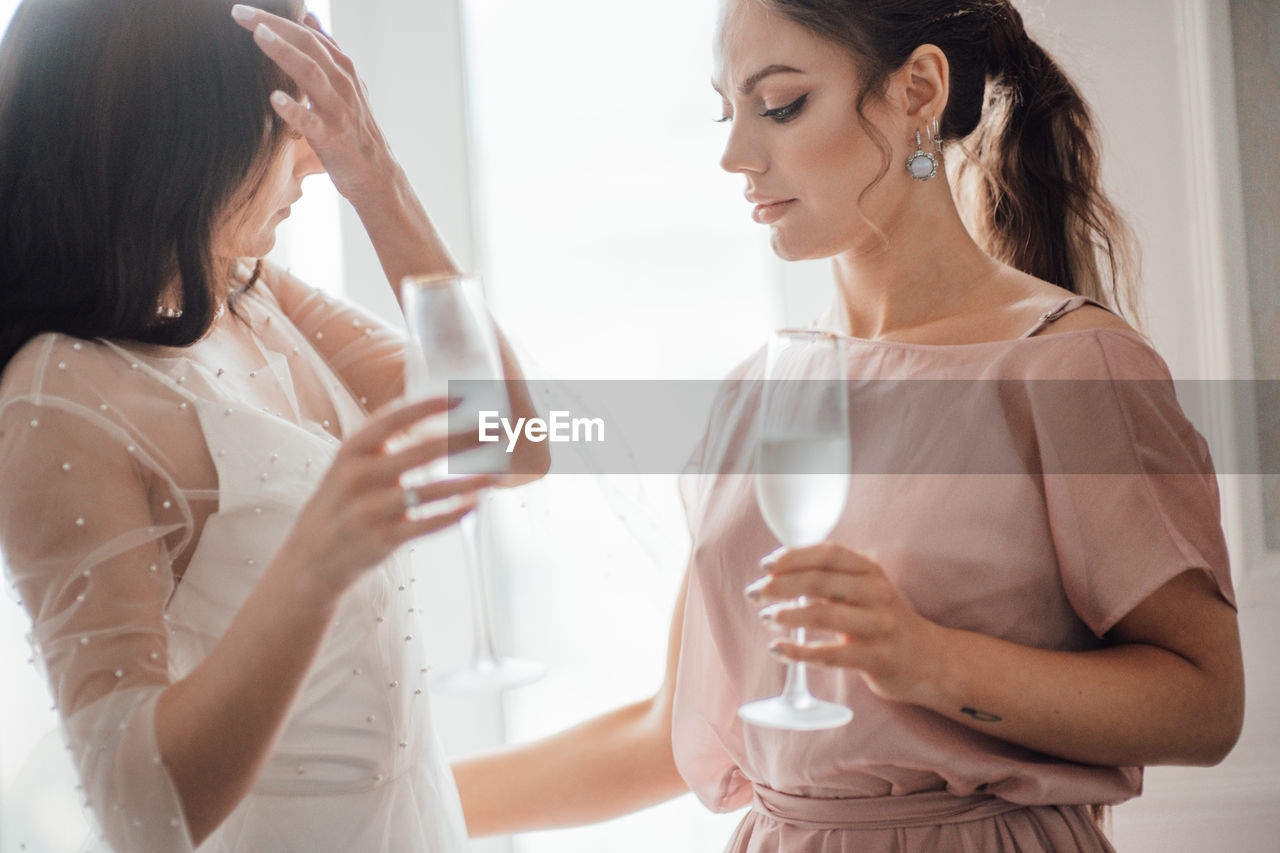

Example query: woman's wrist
[351,175,462,291]
[266,536,347,617]
[893,618,962,711]
[343,154,409,213]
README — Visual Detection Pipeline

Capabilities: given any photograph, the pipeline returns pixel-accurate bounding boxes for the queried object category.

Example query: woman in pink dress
[453,0,1244,850]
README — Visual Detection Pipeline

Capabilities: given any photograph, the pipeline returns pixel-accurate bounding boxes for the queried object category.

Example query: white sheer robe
[0,263,469,852]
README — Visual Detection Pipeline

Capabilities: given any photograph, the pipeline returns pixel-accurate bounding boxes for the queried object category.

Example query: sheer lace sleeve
[262,263,408,413]
[0,336,194,852]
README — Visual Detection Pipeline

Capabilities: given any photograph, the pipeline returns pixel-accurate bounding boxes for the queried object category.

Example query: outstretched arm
[451,566,692,836]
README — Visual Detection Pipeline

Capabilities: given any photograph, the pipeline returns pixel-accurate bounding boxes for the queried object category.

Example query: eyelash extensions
[760,93,808,122]
[715,93,810,124]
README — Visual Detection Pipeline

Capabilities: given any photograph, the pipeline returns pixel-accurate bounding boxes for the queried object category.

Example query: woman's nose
[295,139,326,179]
[719,121,766,175]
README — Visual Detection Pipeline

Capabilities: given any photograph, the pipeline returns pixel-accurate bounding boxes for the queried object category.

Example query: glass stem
[780,594,815,708]
[460,496,500,667]
[780,631,814,708]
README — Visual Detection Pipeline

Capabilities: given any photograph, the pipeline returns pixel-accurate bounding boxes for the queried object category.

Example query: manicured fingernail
[767,643,786,657]
[758,604,781,624]
[270,90,290,108]
[256,23,277,42]
[760,546,785,571]
[230,4,254,22]
[745,577,768,601]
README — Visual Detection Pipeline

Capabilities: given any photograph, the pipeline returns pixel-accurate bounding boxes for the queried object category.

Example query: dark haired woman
[452,1,1244,850]
[0,1,545,850]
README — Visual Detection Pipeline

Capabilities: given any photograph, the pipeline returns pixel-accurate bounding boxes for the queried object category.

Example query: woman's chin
[238,233,278,260]
[769,230,832,263]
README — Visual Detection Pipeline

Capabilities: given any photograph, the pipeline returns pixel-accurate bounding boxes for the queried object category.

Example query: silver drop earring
[906,129,937,181]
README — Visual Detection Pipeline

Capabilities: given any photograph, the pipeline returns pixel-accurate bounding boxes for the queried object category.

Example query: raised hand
[231,4,462,299]
[231,4,397,205]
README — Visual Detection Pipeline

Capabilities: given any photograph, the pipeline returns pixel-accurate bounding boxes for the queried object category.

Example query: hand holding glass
[738,330,853,731]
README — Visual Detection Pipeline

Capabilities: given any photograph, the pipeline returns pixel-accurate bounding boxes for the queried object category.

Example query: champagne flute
[738,329,853,731]
[401,272,545,692]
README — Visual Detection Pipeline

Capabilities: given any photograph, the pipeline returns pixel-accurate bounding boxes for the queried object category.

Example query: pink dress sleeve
[262,263,409,413]
[0,338,194,851]
[1032,330,1235,636]
[677,350,764,536]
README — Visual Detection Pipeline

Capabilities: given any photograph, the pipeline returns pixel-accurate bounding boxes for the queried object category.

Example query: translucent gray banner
[437,379,1280,476]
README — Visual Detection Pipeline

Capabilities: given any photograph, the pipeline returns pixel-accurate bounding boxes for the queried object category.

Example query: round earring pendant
[907,150,937,181]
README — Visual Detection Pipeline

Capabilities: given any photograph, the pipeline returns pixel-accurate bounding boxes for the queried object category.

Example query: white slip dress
[100,340,469,851]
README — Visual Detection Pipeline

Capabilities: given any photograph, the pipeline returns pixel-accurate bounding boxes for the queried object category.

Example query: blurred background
[2,0,1276,850]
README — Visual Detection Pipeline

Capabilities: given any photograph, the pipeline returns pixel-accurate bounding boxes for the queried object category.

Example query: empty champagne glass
[401,272,545,692]
[738,329,853,730]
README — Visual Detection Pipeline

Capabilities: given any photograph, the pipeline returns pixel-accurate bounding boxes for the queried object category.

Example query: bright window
[460,0,775,848]
[268,0,342,297]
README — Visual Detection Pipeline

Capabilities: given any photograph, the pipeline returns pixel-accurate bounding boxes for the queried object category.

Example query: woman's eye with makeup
[760,93,808,123]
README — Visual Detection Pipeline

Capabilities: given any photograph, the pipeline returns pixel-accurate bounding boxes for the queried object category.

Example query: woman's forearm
[348,174,550,483]
[154,555,339,846]
[349,167,461,296]
[491,325,551,485]
[452,696,688,837]
[154,396,494,845]
[761,550,1244,770]
[911,596,1243,767]
[454,566,693,837]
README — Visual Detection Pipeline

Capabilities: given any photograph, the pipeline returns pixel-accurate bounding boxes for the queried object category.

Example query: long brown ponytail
[954,1,1137,319]
[759,0,1139,321]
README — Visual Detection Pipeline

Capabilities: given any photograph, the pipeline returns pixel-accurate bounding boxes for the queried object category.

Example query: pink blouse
[672,314,1235,849]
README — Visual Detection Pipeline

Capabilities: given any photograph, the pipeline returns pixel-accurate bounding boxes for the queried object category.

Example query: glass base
[430,657,546,693]
[738,695,853,731]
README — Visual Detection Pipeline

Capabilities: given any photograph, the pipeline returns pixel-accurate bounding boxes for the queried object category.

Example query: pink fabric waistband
[751,784,1026,831]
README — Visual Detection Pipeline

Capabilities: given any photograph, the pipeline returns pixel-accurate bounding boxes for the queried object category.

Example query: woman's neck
[828,188,1006,341]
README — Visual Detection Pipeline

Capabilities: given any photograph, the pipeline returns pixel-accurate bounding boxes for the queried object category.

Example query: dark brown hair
[0,0,305,373]
[759,0,1138,321]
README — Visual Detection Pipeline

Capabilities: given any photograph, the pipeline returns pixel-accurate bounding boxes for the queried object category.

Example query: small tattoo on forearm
[961,706,1002,723]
